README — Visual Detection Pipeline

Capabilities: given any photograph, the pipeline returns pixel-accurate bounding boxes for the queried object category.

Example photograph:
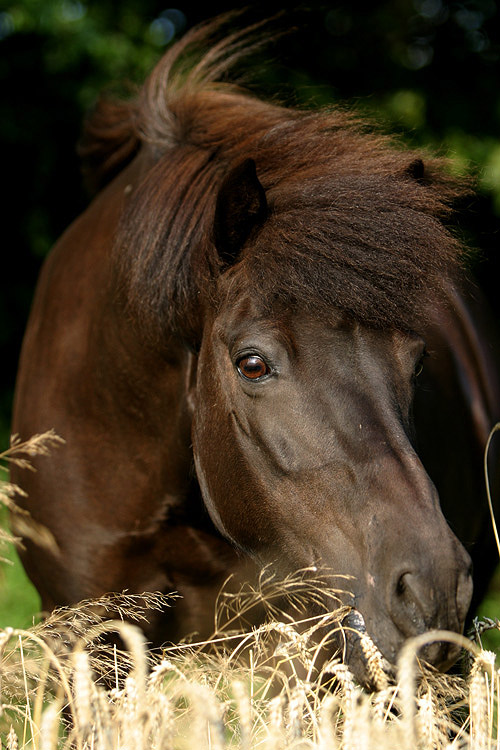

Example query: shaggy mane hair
[79,16,469,346]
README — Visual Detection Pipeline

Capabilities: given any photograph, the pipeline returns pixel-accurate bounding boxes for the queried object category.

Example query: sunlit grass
[0,586,499,749]
[0,519,40,630]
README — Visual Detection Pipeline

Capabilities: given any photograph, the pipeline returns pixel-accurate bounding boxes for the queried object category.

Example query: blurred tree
[2,0,500,441]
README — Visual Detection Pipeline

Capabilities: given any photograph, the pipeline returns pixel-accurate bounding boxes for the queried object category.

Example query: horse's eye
[237,355,270,381]
[414,355,425,379]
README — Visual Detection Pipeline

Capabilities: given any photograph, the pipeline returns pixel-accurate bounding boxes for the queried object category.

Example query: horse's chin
[341,609,395,689]
[341,609,462,690]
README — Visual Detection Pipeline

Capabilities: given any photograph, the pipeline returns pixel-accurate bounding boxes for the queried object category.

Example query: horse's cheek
[191,396,239,536]
[191,394,269,552]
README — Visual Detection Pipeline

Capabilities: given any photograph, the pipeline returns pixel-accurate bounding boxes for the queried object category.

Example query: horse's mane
[80,17,469,345]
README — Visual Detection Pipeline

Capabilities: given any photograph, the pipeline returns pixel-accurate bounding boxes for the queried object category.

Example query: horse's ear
[405,158,425,181]
[214,158,267,268]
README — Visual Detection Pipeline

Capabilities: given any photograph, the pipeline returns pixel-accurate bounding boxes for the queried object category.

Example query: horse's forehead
[213,274,347,338]
[211,282,415,362]
[211,292,339,352]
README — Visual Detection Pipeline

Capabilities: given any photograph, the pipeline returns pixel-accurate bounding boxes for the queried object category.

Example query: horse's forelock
[242,200,463,332]
[105,20,469,345]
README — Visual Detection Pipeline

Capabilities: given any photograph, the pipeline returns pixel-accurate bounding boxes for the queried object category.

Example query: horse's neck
[68,149,201,511]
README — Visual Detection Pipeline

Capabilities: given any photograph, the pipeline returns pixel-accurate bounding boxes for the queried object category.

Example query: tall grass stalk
[0,594,498,749]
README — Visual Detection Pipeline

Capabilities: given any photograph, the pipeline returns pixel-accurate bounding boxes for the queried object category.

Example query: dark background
[2,0,500,444]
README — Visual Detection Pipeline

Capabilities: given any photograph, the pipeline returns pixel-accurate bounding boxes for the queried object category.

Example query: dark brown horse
[11,20,500,685]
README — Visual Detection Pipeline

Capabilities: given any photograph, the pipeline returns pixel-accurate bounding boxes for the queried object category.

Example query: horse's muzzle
[341,546,473,688]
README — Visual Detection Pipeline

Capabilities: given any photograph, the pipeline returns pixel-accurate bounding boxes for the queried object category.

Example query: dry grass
[0,431,64,561]
[1,432,500,749]
[0,593,498,749]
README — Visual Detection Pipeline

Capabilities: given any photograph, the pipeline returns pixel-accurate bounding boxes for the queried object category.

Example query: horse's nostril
[395,573,408,597]
[389,570,436,637]
[390,555,473,647]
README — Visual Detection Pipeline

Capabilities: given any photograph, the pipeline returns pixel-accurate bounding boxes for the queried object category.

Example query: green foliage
[0,526,40,630]
[2,0,164,95]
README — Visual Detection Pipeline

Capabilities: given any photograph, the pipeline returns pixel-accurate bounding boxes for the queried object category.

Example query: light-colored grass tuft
[0,593,499,749]
[0,431,64,557]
